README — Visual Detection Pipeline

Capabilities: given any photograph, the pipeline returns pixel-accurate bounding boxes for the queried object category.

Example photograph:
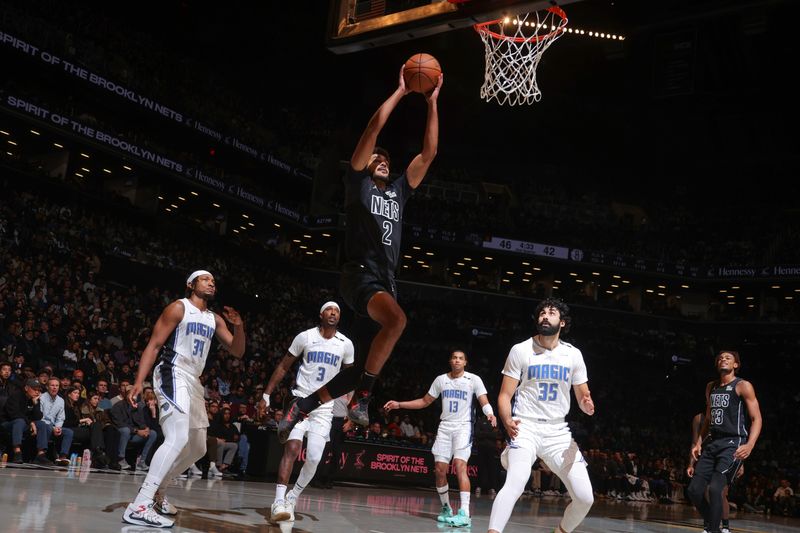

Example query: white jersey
[427,371,488,425]
[289,327,354,398]
[159,298,216,379]
[502,337,588,421]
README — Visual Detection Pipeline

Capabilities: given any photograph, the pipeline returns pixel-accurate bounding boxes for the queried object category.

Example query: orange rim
[474,6,567,43]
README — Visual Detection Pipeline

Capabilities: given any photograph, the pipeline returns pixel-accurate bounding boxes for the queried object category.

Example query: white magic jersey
[502,337,588,420]
[289,327,354,398]
[159,298,217,379]
[427,371,488,425]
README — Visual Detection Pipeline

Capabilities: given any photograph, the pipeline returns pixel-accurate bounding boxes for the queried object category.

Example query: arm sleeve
[287,332,307,358]
[427,375,442,399]
[571,348,588,385]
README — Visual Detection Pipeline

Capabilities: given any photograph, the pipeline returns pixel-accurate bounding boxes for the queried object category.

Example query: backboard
[327,0,582,54]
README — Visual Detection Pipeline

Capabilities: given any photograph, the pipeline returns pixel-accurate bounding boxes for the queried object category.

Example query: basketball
[403,53,442,94]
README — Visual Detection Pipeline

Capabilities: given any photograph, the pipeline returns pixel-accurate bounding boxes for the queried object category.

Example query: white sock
[460,491,470,515]
[275,484,287,503]
[437,485,450,507]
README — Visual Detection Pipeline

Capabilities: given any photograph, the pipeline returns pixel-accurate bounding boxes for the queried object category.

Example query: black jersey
[708,377,747,439]
[343,166,412,278]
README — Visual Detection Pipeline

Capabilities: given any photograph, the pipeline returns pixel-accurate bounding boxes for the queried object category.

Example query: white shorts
[287,400,333,443]
[431,423,472,463]
[501,418,584,476]
[154,364,208,429]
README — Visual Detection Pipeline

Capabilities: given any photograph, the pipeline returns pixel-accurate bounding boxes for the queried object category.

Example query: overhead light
[80,153,90,158]
[523,278,530,282]
[470,266,479,270]
[212,203,221,208]
[300,245,308,249]
[453,272,461,276]
[274,223,281,228]
[657,285,666,289]
[485,256,493,261]
[248,222,254,227]
[243,214,250,219]
[30,129,40,135]
[612,275,621,279]
[157,196,164,200]
[533,267,541,271]
[657,292,665,296]
[5,151,12,156]
[727,295,735,299]
[170,204,178,209]
[102,168,111,174]
[81,167,90,172]
[190,191,199,196]
[315,249,323,253]
[746,296,755,300]
[554,280,561,284]
[292,239,301,243]
[0,130,9,135]
[592,272,600,276]
[522,262,530,266]
[7,140,17,146]
[622,280,630,284]
[403,255,412,259]
[303,234,312,239]
[165,208,172,212]
[771,285,781,289]
[53,142,64,148]
[785,296,794,300]
[731,286,740,290]
[502,279,510,283]
[416,260,424,264]
[322,233,330,237]
[646,289,654,293]
[240,225,247,230]
[412,246,421,250]
[576,279,583,283]
[605,290,613,294]
[233,229,239,233]
[426,252,434,256]
[305,251,314,255]
[727,301,735,305]
[719,289,727,293]
[178,196,186,201]
[569,272,578,277]
[681,284,689,289]
[611,284,619,288]
[506,271,514,275]
[123,165,132,170]
[74,172,84,178]
[524,272,533,276]
[456,262,465,266]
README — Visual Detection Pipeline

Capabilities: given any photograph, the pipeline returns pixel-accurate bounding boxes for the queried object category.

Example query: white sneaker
[271,500,292,522]
[119,459,132,471]
[154,493,178,516]
[208,462,223,478]
[721,529,731,533]
[189,464,203,477]
[122,502,174,528]
[135,459,149,473]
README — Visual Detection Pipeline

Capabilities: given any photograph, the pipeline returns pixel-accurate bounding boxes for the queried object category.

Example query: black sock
[296,392,322,414]
[356,371,378,395]
[722,519,729,528]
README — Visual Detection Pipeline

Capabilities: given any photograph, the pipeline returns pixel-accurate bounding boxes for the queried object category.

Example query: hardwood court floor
[1,465,797,532]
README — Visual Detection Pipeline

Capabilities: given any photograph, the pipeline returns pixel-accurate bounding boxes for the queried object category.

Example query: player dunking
[687,351,762,533]
[488,298,594,533]
[278,63,442,440]
[384,350,496,527]
[262,302,354,523]
[122,270,246,528]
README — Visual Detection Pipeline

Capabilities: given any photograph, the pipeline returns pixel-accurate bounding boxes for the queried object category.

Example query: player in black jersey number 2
[277,64,443,441]
[687,350,762,533]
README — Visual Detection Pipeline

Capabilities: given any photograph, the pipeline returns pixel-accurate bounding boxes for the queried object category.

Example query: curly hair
[534,298,572,334]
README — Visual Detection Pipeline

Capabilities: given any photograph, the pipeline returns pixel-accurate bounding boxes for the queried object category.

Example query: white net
[476,7,568,106]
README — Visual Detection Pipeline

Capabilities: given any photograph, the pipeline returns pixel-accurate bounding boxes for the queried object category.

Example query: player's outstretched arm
[350,64,411,172]
[691,381,714,460]
[129,301,184,407]
[734,380,762,460]
[384,394,436,412]
[406,73,442,189]
[215,306,246,358]
[573,383,595,416]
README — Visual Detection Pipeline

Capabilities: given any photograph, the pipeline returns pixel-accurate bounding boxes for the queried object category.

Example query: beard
[537,321,561,336]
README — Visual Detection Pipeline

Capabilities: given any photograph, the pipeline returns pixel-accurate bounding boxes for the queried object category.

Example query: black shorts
[339,262,397,317]
[695,436,743,484]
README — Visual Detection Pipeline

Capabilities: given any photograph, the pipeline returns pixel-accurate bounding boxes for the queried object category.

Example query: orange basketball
[403,53,442,94]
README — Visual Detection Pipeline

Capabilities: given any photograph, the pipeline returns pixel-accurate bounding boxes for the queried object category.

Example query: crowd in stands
[1,179,798,516]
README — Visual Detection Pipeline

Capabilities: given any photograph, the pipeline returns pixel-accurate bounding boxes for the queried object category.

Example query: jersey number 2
[382,221,393,245]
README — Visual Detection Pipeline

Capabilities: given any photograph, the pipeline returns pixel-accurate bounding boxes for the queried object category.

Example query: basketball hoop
[474,6,568,106]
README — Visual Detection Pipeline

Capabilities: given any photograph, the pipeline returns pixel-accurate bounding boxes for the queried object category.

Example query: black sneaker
[277,396,307,444]
[11,451,23,464]
[33,454,54,466]
[347,392,371,427]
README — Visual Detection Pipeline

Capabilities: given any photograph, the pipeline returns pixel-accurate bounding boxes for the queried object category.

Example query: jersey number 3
[538,383,558,401]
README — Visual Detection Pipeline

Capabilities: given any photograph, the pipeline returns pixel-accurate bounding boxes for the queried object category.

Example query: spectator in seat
[110,393,158,471]
[39,377,73,466]
[1,378,43,464]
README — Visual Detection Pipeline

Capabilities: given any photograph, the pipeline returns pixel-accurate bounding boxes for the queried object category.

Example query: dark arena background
[1,0,799,531]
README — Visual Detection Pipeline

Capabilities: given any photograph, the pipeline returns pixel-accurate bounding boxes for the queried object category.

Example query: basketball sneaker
[347,391,371,427]
[277,397,307,444]
[437,503,453,523]
[271,500,292,522]
[721,529,731,533]
[446,509,472,527]
[122,502,174,528]
[154,493,178,516]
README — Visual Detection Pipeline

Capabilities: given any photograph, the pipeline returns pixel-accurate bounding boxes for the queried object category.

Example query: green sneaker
[446,509,472,527]
[436,503,453,523]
